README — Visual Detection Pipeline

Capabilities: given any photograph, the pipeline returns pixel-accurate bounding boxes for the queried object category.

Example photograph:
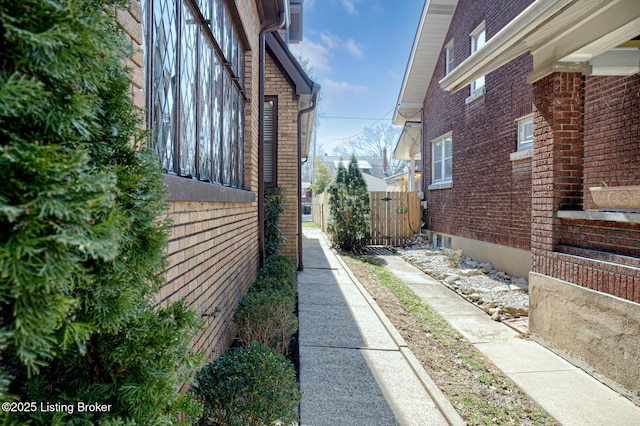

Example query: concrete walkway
[298,228,640,425]
[298,229,464,425]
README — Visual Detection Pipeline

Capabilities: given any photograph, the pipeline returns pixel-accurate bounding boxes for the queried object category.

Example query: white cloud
[319,31,339,49]
[322,78,367,95]
[290,39,332,74]
[344,39,363,58]
[340,0,358,15]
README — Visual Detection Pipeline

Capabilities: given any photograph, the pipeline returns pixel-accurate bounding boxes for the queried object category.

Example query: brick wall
[422,0,534,252]
[265,53,300,265]
[531,71,640,303]
[116,2,144,111]
[162,201,259,358]
[583,75,640,207]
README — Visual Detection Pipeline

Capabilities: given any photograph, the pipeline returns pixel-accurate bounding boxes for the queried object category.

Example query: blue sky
[289,0,424,154]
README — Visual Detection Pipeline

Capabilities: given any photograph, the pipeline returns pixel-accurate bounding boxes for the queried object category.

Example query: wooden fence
[310,191,421,246]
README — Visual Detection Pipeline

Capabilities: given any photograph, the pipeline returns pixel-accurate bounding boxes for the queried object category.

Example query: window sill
[557,210,640,224]
[428,181,453,191]
[510,147,533,162]
[164,175,256,203]
[465,86,485,105]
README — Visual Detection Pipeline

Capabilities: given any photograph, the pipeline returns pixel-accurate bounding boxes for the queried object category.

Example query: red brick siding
[531,71,640,303]
[559,219,640,258]
[422,0,534,252]
[583,75,640,208]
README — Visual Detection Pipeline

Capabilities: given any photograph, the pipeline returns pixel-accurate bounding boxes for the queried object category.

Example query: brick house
[395,0,640,401]
[118,0,317,358]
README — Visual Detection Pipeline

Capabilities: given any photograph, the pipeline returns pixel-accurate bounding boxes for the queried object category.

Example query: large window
[432,133,452,186]
[470,23,485,95]
[144,0,246,188]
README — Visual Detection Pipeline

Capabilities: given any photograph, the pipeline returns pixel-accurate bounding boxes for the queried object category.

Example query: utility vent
[288,1,303,43]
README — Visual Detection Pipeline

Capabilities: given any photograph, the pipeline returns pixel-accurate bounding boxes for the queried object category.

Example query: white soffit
[440,0,640,92]
[393,122,422,160]
[393,0,458,125]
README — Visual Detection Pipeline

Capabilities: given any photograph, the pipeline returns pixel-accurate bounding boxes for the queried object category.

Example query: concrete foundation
[447,234,531,279]
[529,272,640,404]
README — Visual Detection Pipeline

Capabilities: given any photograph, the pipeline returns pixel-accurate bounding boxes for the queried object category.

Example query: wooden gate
[369,192,421,246]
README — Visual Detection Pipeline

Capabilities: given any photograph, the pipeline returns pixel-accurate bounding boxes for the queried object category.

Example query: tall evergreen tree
[0,0,202,423]
[327,156,371,251]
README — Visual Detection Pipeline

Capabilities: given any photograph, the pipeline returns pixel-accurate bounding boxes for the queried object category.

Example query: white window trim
[445,39,454,75]
[467,22,486,102]
[510,114,534,161]
[516,114,534,149]
[429,132,453,190]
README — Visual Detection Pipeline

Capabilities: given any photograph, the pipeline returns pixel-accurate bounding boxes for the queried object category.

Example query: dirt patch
[341,254,556,425]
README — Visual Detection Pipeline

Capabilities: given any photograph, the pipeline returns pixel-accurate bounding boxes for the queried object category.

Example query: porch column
[408,157,416,192]
[530,69,585,274]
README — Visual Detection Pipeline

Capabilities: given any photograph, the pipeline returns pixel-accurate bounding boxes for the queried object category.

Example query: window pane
[433,141,442,162]
[212,0,222,43]
[198,32,213,181]
[179,2,197,177]
[237,94,244,188]
[230,89,238,187]
[222,72,232,186]
[434,159,442,182]
[150,0,178,173]
[445,157,452,180]
[444,137,452,158]
[212,54,222,183]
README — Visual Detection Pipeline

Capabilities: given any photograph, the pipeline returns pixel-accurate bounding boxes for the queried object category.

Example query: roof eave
[393,0,458,126]
[439,0,640,93]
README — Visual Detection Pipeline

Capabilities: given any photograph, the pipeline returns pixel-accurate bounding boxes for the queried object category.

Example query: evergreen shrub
[234,289,298,355]
[327,156,371,251]
[257,255,296,287]
[194,342,301,426]
[0,0,203,423]
[264,187,285,259]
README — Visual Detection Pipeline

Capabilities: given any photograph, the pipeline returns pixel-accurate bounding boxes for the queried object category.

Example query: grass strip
[350,255,555,425]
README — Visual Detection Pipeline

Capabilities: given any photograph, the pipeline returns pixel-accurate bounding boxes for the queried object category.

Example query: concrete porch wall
[529,272,640,404]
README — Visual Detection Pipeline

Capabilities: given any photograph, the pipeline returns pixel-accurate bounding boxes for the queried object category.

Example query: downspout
[259,13,286,267]
[297,91,318,271]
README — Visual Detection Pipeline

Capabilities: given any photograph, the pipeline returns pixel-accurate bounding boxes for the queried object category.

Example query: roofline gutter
[297,89,318,271]
[259,12,286,267]
[439,0,575,92]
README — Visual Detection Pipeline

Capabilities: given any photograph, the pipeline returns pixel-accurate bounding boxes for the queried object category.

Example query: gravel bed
[396,234,530,322]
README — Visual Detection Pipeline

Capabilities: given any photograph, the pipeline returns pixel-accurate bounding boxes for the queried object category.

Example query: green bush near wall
[0,1,203,423]
[194,342,301,426]
[195,254,300,424]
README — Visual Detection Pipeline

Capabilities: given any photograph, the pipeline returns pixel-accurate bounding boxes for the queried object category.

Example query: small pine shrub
[257,255,296,286]
[234,290,298,355]
[264,187,286,258]
[251,275,296,300]
[327,156,371,251]
[194,342,302,426]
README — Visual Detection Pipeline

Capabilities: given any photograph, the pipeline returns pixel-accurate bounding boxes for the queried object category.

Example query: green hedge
[234,289,298,356]
[194,342,301,426]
